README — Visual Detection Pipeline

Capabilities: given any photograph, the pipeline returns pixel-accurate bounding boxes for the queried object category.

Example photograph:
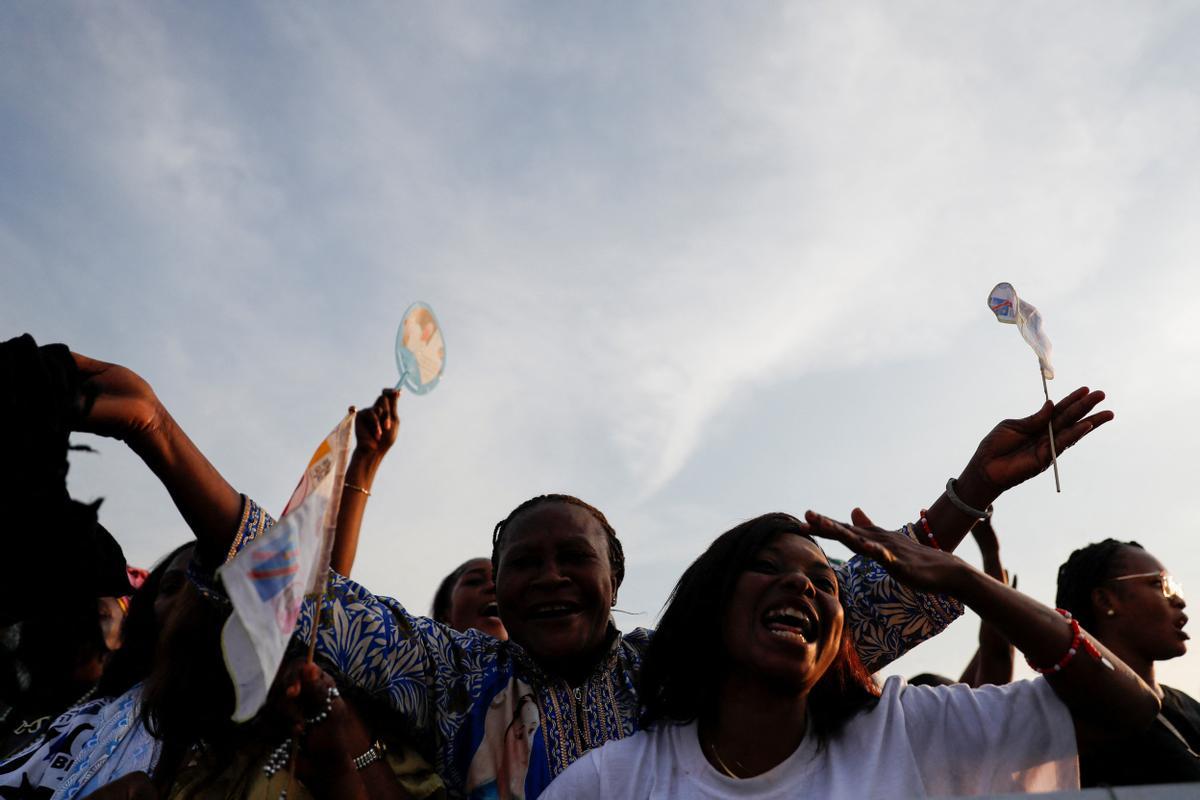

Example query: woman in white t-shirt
[544,510,1160,800]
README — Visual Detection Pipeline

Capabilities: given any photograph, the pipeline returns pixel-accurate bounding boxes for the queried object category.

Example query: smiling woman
[431,557,506,641]
[543,512,1161,800]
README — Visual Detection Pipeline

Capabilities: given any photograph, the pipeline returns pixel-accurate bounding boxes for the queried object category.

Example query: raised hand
[71,353,163,446]
[960,387,1113,500]
[353,389,400,457]
[804,509,970,595]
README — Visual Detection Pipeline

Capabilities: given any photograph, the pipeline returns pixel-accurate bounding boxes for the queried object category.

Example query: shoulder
[543,726,672,800]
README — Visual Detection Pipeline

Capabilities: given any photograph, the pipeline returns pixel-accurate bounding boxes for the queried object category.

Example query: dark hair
[1056,538,1144,630]
[431,558,487,623]
[638,513,879,743]
[491,494,625,591]
[97,541,195,698]
[139,557,236,793]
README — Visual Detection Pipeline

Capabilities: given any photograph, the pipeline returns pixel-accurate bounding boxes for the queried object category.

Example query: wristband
[353,739,387,771]
[945,478,993,520]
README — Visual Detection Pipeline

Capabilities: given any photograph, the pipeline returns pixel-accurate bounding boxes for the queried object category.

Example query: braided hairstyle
[1055,538,1144,629]
[491,494,625,592]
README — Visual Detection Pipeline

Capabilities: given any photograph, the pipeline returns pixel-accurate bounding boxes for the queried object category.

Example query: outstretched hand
[960,387,1113,499]
[70,353,163,445]
[803,509,970,596]
[352,389,400,458]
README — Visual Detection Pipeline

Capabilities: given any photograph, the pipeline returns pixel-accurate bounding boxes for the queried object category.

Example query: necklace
[704,738,746,779]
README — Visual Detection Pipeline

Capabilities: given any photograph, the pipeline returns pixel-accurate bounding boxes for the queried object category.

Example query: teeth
[763,606,815,639]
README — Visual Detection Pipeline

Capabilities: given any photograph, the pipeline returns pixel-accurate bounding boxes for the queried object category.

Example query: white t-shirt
[542,676,1078,799]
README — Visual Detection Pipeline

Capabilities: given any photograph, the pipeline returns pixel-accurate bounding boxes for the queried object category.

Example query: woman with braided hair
[1056,539,1198,786]
[68,349,1113,799]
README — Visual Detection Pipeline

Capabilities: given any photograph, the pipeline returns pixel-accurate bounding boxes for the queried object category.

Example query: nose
[1171,593,1186,610]
[530,563,570,589]
[781,570,817,597]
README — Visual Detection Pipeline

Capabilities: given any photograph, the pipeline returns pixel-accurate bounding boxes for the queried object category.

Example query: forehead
[758,533,829,567]
[502,503,607,552]
[1113,547,1166,577]
[456,559,493,580]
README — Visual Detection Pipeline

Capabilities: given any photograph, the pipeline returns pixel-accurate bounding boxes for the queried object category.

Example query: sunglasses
[1110,571,1184,601]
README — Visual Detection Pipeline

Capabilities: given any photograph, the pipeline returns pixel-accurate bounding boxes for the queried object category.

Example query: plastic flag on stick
[986,282,1061,492]
[218,412,354,721]
[988,282,1054,380]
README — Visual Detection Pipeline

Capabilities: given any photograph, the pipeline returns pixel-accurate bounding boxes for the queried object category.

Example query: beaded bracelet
[304,685,340,725]
[1026,609,1113,674]
[917,510,942,551]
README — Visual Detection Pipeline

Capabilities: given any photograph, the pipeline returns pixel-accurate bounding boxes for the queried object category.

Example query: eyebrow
[760,547,835,577]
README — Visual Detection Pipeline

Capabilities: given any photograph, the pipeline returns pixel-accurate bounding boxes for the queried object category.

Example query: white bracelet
[945,478,993,520]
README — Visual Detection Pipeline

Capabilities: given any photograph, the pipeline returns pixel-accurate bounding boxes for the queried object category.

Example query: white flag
[218,413,353,721]
[987,282,1054,380]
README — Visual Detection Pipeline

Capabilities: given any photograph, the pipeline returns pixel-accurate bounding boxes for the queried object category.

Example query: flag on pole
[218,412,354,721]
[987,282,1055,380]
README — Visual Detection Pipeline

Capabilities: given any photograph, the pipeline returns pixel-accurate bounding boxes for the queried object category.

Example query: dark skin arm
[958,519,1015,687]
[806,510,1160,748]
[71,354,243,566]
[331,390,400,577]
[916,387,1112,554]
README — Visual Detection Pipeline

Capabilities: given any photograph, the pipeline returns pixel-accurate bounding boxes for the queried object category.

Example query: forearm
[951,566,1158,731]
[331,449,385,576]
[971,622,1015,686]
[128,404,243,565]
[920,469,998,553]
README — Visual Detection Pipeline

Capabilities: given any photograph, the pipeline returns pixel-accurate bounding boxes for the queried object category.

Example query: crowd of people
[0,332,1195,799]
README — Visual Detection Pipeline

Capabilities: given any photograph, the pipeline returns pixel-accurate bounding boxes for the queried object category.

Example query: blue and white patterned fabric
[50,685,159,800]
[198,497,961,800]
[0,694,111,797]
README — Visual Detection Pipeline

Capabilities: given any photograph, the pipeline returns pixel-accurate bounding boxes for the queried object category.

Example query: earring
[1106,609,1115,617]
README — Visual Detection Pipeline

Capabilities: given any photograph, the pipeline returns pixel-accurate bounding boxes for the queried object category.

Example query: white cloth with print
[542,676,1078,799]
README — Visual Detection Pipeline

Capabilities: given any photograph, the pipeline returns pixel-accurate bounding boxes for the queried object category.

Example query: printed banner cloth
[218,413,353,721]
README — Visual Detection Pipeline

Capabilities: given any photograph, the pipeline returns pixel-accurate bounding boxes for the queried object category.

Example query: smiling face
[721,534,843,694]
[495,503,617,671]
[447,558,507,640]
[1099,548,1188,661]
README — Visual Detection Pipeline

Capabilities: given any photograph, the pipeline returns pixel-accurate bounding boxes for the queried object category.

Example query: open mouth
[1177,614,1189,639]
[526,601,582,621]
[480,602,499,618]
[762,605,817,643]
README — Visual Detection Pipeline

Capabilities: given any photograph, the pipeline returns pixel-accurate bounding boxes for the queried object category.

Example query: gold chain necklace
[705,738,746,779]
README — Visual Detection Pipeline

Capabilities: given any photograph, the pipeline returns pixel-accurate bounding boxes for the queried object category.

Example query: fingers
[804,511,896,564]
[850,508,874,529]
[1053,408,1115,453]
[1051,388,1105,429]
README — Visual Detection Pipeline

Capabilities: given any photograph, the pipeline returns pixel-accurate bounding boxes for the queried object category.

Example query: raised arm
[70,353,243,565]
[807,511,1160,744]
[919,387,1112,554]
[332,390,400,577]
[958,518,1015,687]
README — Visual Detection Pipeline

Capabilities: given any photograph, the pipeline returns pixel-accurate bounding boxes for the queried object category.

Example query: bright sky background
[3,2,1198,695]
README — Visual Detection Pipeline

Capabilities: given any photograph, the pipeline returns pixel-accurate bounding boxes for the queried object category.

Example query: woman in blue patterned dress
[68,352,1113,799]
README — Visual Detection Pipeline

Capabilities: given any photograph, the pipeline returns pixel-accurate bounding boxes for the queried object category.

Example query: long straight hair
[638,513,879,744]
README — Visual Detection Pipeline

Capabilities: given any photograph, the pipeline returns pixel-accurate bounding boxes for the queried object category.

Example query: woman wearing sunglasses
[1056,539,1198,786]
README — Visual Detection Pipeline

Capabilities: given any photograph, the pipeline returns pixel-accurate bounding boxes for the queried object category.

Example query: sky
[3,2,1199,695]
